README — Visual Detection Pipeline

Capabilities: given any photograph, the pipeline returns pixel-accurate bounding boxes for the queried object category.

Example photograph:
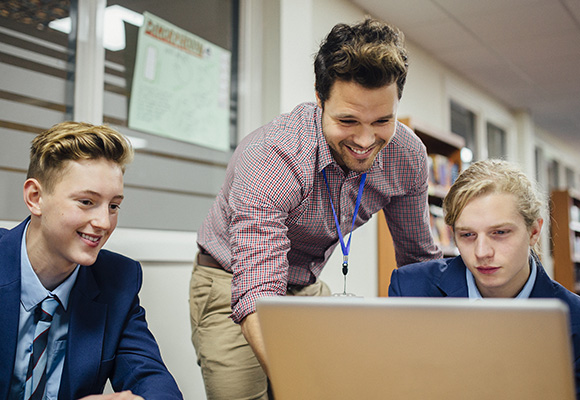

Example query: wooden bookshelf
[550,189,580,293]
[377,117,465,297]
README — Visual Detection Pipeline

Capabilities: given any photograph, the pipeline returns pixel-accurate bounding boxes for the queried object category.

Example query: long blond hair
[443,159,544,251]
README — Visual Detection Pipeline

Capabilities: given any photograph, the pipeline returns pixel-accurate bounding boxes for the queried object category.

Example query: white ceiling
[352,0,580,151]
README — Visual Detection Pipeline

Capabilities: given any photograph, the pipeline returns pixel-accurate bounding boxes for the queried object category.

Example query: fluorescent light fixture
[126,135,148,149]
[48,5,144,51]
[48,16,71,34]
[103,5,144,51]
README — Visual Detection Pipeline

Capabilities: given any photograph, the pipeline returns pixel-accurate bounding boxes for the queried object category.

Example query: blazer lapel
[0,221,27,399]
[437,256,469,297]
[59,266,107,399]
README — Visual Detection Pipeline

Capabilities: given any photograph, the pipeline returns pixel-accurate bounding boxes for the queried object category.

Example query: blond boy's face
[33,158,124,271]
[453,193,542,298]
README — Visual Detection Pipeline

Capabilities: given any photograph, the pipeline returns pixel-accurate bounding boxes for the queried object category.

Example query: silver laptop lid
[257,296,575,400]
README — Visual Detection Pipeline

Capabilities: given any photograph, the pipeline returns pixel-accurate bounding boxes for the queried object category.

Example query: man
[190,18,442,399]
[389,159,580,397]
[0,122,183,400]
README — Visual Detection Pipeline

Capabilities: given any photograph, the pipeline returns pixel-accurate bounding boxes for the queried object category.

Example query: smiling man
[190,18,442,399]
[0,122,183,400]
[389,159,580,397]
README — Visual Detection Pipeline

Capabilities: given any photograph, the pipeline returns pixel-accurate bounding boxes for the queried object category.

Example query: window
[0,0,74,219]
[0,0,241,231]
[102,0,239,149]
[101,0,240,230]
[548,159,560,191]
[535,146,544,184]
[566,167,576,189]
[486,122,506,159]
[450,100,477,165]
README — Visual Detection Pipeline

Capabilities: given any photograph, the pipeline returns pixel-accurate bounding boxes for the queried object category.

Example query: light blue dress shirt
[9,223,80,400]
[466,254,537,299]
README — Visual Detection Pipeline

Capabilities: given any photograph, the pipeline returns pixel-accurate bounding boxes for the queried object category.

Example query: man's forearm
[240,312,270,377]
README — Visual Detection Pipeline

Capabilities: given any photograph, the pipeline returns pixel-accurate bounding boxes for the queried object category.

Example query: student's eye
[374,119,390,125]
[494,229,509,235]
[339,119,356,125]
[79,199,93,206]
[110,204,121,212]
[459,232,474,238]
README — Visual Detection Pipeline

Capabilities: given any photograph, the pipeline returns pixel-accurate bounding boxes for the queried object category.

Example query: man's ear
[23,178,43,216]
[315,91,323,109]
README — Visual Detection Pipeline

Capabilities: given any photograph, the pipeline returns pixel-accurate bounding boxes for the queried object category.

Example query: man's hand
[240,312,270,377]
[79,391,144,400]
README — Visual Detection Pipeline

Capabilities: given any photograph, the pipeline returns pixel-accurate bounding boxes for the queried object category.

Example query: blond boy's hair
[27,121,133,192]
[444,159,544,231]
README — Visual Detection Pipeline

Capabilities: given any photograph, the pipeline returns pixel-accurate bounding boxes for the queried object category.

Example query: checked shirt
[197,102,442,323]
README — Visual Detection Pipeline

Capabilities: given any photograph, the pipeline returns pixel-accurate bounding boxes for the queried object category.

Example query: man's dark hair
[314,18,408,107]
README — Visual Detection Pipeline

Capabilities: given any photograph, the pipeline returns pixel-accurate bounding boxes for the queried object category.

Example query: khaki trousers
[189,259,331,400]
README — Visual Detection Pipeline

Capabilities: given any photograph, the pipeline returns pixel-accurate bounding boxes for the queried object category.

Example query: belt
[197,251,225,270]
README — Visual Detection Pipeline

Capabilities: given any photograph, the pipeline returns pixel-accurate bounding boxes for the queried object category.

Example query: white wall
[399,42,520,164]
[139,262,204,398]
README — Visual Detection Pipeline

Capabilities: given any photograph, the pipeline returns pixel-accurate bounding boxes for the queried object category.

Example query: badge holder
[332,256,361,297]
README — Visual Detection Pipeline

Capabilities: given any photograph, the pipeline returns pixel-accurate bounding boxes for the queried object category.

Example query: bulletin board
[128,12,231,152]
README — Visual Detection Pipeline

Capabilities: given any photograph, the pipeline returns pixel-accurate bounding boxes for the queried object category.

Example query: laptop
[257,296,575,400]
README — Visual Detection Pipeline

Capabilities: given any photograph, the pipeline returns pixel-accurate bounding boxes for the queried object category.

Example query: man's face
[454,193,542,298]
[318,80,399,173]
[31,158,124,272]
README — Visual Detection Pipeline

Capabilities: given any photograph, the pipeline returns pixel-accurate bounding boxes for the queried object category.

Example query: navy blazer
[389,255,580,399]
[0,219,183,400]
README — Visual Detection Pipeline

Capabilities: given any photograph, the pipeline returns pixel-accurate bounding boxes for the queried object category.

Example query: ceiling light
[48,5,144,51]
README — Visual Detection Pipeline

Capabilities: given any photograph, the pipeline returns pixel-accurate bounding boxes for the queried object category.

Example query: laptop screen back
[257,296,575,400]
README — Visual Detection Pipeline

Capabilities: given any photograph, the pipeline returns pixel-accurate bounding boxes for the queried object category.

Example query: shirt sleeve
[382,148,442,267]
[228,136,306,323]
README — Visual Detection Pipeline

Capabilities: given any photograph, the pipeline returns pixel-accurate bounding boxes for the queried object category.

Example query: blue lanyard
[321,169,367,277]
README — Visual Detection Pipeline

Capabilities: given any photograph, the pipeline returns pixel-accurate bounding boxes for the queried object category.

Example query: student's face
[453,193,542,298]
[318,80,399,173]
[30,158,124,272]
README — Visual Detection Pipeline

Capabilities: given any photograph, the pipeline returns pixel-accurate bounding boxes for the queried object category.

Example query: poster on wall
[128,12,231,152]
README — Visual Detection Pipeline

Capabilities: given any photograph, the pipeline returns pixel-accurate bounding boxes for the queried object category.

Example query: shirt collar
[466,254,537,299]
[20,221,80,312]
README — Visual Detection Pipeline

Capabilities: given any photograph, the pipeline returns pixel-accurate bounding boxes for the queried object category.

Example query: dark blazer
[389,255,580,399]
[0,219,183,400]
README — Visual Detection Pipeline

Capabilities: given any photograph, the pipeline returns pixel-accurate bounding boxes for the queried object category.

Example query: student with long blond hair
[390,159,580,397]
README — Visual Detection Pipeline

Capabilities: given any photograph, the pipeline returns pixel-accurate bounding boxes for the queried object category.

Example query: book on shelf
[570,205,580,232]
[571,204,580,224]
[573,236,580,262]
[429,205,452,248]
[427,154,459,195]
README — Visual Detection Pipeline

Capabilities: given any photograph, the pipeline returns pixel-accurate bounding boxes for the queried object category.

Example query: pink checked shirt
[197,102,442,323]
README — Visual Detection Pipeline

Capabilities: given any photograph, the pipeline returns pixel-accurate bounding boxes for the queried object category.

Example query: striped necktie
[24,296,60,400]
